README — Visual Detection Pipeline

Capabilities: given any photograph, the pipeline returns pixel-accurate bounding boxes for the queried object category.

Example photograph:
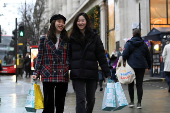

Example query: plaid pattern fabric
[33,36,70,82]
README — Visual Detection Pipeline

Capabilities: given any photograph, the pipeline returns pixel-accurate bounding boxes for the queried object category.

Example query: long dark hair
[70,13,92,40]
[47,20,69,43]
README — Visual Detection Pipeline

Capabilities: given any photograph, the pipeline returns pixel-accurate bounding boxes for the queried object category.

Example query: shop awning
[144,27,170,41]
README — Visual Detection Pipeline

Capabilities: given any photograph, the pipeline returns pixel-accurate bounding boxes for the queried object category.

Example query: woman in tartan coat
[32,14,69,113]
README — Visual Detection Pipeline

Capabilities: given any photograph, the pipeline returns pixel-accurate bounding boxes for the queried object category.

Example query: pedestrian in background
[111,49,117,57]
[33,55,37,69]
[109,54,118,82]
[105,49,110,67]
[98,64,105,91]
[117,47,123,58]
[122,28,151,109]
[17,55,24,77]
[69,13,111,113]
[24,53,31,78]
[32,14,70,113]
[162,43,170,93]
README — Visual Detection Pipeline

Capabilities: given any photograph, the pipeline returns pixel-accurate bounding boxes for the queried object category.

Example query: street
[0,74,170,113]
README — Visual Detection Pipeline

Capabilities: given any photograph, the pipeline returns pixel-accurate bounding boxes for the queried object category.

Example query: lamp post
[139,2,141,31]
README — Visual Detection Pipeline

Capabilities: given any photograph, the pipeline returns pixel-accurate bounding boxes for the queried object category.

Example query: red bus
[0,35,15,74]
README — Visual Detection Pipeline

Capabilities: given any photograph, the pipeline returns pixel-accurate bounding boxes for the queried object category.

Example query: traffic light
[12,29,15,40]
[19,25,24,37]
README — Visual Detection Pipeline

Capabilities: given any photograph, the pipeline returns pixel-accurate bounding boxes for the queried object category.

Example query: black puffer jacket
[70,30,110,80]
[122,36,151,69]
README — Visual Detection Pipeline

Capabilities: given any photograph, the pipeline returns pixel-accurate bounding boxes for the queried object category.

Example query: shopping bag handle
[31,78,37,84]
[108,78,114,83]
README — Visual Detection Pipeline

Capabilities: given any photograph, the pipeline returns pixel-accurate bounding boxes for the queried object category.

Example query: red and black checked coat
[33,36,69,82]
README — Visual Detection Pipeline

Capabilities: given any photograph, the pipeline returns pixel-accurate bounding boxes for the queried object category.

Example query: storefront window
[108,0,114,30]
[150,0,167,24]
[107,0,115,54]
[150,25,170,30]
[151,41,161,75]
[150,0,170,29]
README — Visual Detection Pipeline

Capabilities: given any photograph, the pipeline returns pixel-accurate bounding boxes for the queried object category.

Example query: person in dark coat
[17,55,24,77]
[33,56,37,69]
[117,47,123,58]
[24,53,31,78]
[122,29,151,109]
[69,13,111,113]
[109,54,118,81]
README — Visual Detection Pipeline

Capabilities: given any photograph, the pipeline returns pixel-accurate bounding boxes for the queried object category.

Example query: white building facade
[42,0,170,55]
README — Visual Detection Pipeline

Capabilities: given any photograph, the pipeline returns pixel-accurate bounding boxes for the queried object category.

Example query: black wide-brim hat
[50,14,66,23]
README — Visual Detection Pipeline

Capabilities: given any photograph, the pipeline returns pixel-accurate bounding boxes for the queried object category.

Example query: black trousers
[128,68,145,104]
[73,79,97,113]
[42,82,68,113]
[17,68,23,77]
[165,72,170,86]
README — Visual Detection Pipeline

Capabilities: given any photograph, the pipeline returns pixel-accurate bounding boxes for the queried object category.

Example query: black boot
[168,86,170,93]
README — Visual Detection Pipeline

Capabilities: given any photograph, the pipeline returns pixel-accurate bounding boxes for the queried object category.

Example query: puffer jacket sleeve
[33,37,46,77]
[144,44,151,69]
[95,36,111,78]
[122,42,131,61]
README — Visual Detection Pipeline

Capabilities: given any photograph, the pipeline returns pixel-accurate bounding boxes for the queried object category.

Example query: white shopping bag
[25,82,36,112]
[102,82,116,111]
[113,82,128,111]
[116,56,135,84]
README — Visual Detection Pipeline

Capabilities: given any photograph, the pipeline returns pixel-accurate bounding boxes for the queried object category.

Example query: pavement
[0,73,170,113]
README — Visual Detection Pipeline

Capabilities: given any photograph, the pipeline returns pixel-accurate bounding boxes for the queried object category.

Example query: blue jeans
[110,68,117,81]
[165,72,170,86]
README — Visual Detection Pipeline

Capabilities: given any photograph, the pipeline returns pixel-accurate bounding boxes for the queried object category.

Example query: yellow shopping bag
[34,84,44,109]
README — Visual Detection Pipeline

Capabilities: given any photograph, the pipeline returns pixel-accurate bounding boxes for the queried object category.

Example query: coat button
[53,62,55,63]
[54,71,56,72]
[60,70,61,72]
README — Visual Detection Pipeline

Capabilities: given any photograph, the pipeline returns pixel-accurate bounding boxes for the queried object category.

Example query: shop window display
[150,0,170,29]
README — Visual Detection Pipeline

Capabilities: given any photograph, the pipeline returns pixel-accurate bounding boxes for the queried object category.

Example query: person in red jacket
[32,14,70,113]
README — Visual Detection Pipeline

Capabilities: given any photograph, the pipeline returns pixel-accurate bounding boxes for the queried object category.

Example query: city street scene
[0,74,170,113]
[0,0,170,113]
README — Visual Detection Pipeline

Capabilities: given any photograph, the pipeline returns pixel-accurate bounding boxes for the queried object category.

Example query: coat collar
[46,38,66,57]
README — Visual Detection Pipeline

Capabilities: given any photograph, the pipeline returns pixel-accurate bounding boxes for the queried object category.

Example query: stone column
[72,0,80,12]
[67,0,72,17]
[99,1,106,49]
[58,1,62,14]
[62,0,67,17]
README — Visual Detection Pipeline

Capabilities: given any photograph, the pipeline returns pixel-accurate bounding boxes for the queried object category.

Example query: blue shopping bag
[113,82,128,111]
[102,79,116,111]
[25,82,36,112]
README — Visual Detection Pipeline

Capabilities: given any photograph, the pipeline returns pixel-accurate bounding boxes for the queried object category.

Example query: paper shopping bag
[102,82,116,111]
[34,84,44,109]
[113,82,128,111]
[25,82,36,112]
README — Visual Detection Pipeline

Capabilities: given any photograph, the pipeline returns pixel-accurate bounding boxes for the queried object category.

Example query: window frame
[150,0,170,30]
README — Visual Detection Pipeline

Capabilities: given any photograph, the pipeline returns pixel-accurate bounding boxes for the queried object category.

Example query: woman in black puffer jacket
[69,13,111,113]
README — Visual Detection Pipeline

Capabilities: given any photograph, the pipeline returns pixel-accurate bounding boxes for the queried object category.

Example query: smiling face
[77,15,87,32]
[55,19,65,34]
